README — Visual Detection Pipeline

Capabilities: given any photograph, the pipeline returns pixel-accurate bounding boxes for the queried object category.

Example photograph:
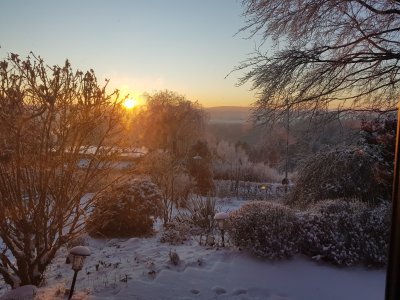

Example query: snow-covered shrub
[358,202,391,266]
[299,200,390,266]
[287,146,389,208]
[87,177,162,237]
[177,196,217,234]
[160,219,191,245]
[228,201,300,259]
[299,200,365,265]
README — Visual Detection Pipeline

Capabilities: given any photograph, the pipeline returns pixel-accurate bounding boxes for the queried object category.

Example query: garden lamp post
[68,246,91,300]
[214,212,229,247]
[282,177,289,194]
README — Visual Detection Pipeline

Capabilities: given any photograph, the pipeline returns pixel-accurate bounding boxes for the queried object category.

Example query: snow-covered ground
[31,236,385,300]
[0,196,387,300]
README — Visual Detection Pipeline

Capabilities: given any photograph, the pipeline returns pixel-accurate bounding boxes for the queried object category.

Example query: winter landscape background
[0,102,391,299]
[0,0,399,299]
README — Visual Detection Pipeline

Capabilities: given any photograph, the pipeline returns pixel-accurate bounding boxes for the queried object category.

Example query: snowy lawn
[0,196,387,300]
[24,234,385,300]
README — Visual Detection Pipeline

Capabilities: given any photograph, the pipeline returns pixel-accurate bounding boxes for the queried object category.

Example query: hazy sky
[0,0,262,107]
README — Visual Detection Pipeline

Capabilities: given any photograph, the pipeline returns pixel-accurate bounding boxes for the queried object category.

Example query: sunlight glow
[123,98,137,109]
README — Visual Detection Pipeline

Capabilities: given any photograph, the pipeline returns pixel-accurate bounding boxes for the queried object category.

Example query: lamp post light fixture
[214,212,229,247]
[282,177,289,194]
[260,184,268,200]
[68,246,91,300]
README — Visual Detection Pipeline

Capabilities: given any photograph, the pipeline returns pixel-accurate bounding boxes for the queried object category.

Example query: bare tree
[135,90,206,157]
[235,0,400,124]
[138,150,191,225]
[134,91,207,224]
[0,53,125,287]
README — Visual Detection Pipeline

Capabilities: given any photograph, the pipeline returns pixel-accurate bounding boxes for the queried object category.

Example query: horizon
[0,0,264,108]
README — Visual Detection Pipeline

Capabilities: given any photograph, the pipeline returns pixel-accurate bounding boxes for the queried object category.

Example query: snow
[77,146,147,158]
[113,255,384,300]
[214,212,229,220]
[0,285,37,300]
[0,198,387,300]
[69,246,91,257]
[31,235,385,300]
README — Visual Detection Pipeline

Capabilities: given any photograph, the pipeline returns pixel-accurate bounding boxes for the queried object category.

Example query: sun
[123,98,137,109]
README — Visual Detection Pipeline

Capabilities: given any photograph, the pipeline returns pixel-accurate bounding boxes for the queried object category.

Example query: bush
[299,200,390,266]
[87,177,162,237]
[299,200,365,265]
[228,201,300,259]
[287,146,390,208]
[227,199,390,267]
[177,196,217,234]
[358,202,391,266]
[160,219,191,245]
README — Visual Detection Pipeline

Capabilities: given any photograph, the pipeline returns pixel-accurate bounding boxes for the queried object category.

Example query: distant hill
[204,107,264,144]
[204,106,251,124]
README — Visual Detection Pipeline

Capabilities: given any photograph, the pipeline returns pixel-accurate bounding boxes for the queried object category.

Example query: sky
[0,0,262,107]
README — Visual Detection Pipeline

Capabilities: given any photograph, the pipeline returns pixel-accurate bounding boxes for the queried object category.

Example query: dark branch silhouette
[235,0,400,124]
[0,53,126,287]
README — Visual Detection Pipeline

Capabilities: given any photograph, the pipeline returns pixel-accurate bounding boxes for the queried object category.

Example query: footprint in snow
[269,293,289,300]
[190,289,200,295]
[213,287,227,295]
[232,289,247,296]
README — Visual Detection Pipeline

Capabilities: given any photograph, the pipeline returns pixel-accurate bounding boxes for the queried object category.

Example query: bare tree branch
[0,54,128,287]
[236,0,400,123]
